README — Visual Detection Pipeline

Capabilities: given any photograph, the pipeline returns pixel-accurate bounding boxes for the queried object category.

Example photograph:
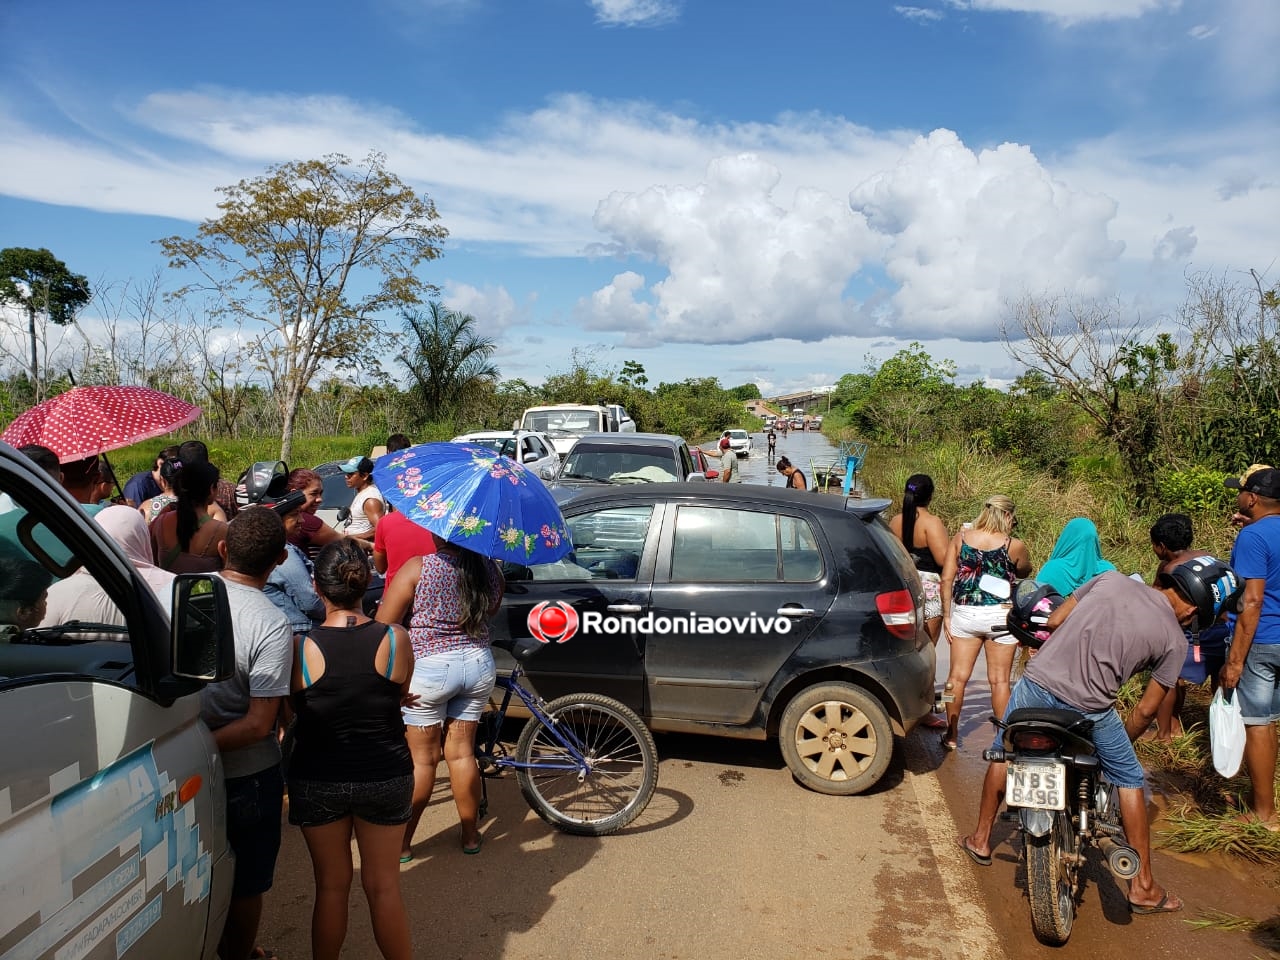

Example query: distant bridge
[764,387,834,413]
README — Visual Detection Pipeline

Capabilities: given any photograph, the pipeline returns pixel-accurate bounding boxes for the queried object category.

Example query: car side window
[0,485,132,670]
[780,515,824,581]
[671,506,779,582]
[520,505,654,582]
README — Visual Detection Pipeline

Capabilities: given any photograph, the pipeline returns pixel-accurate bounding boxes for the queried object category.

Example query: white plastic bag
[1209,687,1246,778]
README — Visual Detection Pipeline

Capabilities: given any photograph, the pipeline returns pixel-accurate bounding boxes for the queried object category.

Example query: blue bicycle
[477,636,658,836]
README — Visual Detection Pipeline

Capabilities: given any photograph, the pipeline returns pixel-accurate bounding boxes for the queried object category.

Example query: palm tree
[398,302,499,426]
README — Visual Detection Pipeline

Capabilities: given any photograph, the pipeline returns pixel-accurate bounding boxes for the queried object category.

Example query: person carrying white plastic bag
[1209,687,1246,777]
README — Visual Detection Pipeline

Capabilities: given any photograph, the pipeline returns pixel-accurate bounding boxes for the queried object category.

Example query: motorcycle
[983,709,1139,945]
[981,580,1142,945]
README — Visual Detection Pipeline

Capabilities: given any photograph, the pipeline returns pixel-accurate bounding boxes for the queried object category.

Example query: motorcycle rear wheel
[1026,813,1076,945]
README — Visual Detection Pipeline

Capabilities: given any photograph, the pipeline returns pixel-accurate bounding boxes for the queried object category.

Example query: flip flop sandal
[1128,893,1182,915]
[958,839,992,867]
[249,948,280,960]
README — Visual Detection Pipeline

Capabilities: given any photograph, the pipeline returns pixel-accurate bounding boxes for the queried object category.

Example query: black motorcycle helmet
[239,460,290,505]
[1006,579,1066,649]
[1161,556,1242,631]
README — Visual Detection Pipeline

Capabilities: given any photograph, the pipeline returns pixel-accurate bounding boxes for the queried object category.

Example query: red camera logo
[527,601,580,644]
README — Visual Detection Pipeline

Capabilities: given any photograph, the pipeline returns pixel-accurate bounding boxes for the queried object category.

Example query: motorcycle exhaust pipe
[1097,837,1140,879]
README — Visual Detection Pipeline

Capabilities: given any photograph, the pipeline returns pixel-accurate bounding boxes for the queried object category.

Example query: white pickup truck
[0,443,237,960]
[516,403,636,458]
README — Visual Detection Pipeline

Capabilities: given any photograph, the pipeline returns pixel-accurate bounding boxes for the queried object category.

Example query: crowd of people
[9,426,1277,947]
[8,432,513,960]
[887,465,1280,917]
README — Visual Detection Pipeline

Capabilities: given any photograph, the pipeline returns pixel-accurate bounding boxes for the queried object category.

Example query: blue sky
[1,0,1276,396]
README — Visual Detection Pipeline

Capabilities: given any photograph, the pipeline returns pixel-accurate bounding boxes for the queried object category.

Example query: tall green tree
[0,247,91,400]
[158,153,447,461]
[398,302,499,427]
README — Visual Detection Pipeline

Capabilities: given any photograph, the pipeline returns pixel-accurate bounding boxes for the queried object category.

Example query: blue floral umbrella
[372,442,573,565]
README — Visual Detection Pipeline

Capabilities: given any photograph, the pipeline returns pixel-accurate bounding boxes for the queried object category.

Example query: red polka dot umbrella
[1,386,202,463]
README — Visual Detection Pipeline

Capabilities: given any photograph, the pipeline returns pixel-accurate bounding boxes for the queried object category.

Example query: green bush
[1156,467,1235,516]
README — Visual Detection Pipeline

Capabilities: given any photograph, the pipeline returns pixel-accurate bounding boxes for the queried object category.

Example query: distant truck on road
[516,403,636,458]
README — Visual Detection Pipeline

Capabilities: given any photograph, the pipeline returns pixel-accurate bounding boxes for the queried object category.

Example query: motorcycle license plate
[1006,761,1066,810]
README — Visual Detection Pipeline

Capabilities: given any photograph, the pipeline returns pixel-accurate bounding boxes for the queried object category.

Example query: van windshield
[522,409,604,435]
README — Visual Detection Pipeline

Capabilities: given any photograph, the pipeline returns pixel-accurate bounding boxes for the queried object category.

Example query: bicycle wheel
[515,693,658,836]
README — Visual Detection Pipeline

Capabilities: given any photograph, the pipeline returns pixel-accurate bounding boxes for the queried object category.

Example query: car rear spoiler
[843,497,891,517]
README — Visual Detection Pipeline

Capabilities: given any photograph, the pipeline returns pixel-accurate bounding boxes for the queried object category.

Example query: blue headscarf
[1036,517,1115,595]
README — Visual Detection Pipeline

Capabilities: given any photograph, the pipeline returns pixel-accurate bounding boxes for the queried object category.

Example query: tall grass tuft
[1159,804,1280,865]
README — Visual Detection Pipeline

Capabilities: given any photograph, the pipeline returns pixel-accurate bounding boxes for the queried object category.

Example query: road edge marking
[903,737,1009,960]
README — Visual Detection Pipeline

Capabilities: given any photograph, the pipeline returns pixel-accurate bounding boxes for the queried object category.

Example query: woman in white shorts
[939,495,1033,750]
[377,542,504,859]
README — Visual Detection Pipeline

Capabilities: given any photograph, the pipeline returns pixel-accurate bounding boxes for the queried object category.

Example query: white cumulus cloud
[850,130,1124,339]
[585,153,880,345]
[589,0,679,27]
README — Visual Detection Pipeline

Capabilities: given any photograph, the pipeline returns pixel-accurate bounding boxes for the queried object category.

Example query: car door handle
[776,607,815,617]
[606,603,644,613]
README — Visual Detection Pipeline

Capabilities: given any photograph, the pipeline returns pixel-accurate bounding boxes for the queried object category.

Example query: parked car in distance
[689,445,719,480]
[547,433,708,504]
[722,428,752,457]
[451,430,559,478]
[492,484,934,796]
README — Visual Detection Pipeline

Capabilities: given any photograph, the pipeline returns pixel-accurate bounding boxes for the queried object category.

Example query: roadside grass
[1183,911,1280,952]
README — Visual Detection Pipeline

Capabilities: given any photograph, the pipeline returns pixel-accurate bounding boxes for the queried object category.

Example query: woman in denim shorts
[288,539,415,960]
[378,542,504,858]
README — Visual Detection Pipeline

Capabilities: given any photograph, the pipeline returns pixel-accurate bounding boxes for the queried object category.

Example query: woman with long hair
[377,540,504,860]
[287,538,414,960]
[776,456,807,490]
[938,494,1033,750]
[149,460,227,573]
[888,474,950,730]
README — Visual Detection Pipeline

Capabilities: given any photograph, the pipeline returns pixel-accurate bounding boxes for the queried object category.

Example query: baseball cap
[1228,466,1280,499]
[339,455,374,475]
[1223,465,1274,491]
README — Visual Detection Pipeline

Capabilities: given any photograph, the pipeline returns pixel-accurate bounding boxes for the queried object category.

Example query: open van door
[0,445,235,960]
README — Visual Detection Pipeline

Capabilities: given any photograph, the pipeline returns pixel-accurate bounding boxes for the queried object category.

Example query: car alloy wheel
[778,682,893,796]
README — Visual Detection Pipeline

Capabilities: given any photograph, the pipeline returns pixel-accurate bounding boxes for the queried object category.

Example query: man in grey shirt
[957,566,1225,916]
[202,507,292,960]
[701,436,738,483]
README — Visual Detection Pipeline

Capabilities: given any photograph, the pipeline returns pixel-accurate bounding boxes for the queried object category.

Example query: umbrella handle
[99,452,128,505]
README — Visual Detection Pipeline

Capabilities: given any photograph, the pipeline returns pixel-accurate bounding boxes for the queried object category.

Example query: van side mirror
[171,574,235,682]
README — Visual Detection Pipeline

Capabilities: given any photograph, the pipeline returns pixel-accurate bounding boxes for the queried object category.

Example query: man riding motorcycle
[957,558,1240,917]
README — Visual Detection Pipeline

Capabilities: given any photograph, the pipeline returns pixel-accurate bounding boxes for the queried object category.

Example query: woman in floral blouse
[376,541,504,860]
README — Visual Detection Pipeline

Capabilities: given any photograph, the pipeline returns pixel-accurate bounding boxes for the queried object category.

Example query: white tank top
[346,484,384,536]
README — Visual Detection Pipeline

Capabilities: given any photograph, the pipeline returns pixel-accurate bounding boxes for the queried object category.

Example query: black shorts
[287,774,414,828]
[226,764,284,898]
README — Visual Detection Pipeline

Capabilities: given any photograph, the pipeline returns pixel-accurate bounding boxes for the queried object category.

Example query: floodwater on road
[697,428,851,489]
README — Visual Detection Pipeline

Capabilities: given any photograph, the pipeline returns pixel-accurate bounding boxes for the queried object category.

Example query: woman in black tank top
[287,539,415,960]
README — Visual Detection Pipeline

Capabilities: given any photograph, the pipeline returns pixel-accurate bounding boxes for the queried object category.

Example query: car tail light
[1012,731,1060,752]
[875,589,917,640]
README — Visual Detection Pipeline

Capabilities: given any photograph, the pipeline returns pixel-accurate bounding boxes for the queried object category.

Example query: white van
[0,444,236,960]
[516,404,636,458]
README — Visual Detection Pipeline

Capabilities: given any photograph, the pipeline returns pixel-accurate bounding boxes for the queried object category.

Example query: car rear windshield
[860,513,917,585]
[561,443,676,482]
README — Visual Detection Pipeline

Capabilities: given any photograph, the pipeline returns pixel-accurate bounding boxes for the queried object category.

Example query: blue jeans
[992,678,1145,790]
[1238,642,1280,724]
[402,646,497,727]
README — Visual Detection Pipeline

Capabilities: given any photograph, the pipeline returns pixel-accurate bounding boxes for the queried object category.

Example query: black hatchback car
[492,484,935,796]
